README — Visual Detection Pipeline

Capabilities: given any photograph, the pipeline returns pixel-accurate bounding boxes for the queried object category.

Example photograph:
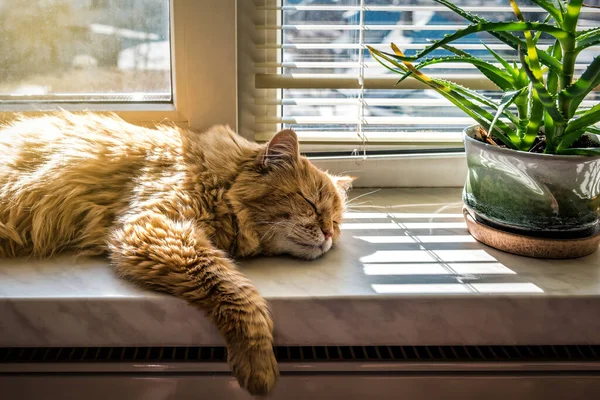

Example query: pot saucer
[463,207,600,259]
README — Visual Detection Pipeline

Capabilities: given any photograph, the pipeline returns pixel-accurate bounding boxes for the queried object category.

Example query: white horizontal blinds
[251,0,600,146]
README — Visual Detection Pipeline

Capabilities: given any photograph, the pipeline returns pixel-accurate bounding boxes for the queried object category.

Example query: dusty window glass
[0,0,171,103]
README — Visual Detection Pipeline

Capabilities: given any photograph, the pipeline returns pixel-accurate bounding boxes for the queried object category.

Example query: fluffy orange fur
[0,113,351,395]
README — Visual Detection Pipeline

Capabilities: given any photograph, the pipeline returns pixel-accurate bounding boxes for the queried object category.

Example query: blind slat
[257,116,475,125]
[257,22,598,31]
[255,130,464,144]
[256,74,501,90]
[258,5,600,13]
[257,62,590,70]
[257,24,470,31]
[255,98,600,107]
[256,43,559,50]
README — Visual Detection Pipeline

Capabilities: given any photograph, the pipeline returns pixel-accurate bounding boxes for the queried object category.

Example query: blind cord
[354,0,368,162]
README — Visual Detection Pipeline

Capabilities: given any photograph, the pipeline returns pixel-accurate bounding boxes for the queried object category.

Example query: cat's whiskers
[346,189,380,206]
[258,220,297,242]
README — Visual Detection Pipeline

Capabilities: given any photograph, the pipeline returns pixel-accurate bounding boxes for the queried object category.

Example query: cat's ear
[263,129,299,167]
[331,175,356,194]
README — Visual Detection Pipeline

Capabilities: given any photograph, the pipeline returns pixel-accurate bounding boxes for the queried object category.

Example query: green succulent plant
[368,0,600,155]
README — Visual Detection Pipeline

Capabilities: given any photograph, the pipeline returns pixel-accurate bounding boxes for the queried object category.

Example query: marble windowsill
[1,188,600,348]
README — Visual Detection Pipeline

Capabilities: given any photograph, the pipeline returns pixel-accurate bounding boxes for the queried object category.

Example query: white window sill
[1,188,599,347]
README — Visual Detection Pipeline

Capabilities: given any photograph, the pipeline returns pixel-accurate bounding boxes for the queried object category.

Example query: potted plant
[368,0,600,258]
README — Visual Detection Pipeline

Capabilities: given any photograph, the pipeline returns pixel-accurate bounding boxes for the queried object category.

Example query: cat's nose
[322,229,333,240]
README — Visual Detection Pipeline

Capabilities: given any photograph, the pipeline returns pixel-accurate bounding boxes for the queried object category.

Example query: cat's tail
[109,212,279,396]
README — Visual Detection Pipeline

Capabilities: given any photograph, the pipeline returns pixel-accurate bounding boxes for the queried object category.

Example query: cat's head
[233,129,353,260]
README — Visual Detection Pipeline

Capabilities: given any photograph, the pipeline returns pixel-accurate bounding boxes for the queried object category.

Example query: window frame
[0,0,238,133]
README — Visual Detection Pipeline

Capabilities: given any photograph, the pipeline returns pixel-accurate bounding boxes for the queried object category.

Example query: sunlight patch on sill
[341,223,401,230]
[400,222,467,229]
[343,212,464,219]
[389,213,464,219]
[363,262,515,276]
[343,212,389,219]
[354,235,476,244]
[452,263,516,274]
[372,282,544,294]
[341,222,467,230]
[360,250,497,263]
[361,250,437,263]
[372,284,470,294]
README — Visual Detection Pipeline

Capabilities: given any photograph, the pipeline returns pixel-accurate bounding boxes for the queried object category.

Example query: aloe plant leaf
[368,46,410,75]
[440,79,521,128]
[575,29,600,52]
[562,56,600,117]
[577,26,600,38]
[575,108,593,115]
[431,0,523,47]
[391,55,516,90]
[439,43,471,58]
[533,13,555,44]
[519,49,566,125]
[488,88,526,139]
[545,42,561,140]
[434,88,517,147]
[481,43,518,79]
[385,22,572,63]
[510,0,546,82]
[564,0,584,33]
[432,0,563,73]
[529,0,564,24]
[556,125,600,152]
[437,43,518,90]
[370,45,517,148]
[564,103,600,135]
[586,126,600,135]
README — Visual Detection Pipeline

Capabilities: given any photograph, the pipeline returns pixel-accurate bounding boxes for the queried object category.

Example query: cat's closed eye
[298,192,318,214]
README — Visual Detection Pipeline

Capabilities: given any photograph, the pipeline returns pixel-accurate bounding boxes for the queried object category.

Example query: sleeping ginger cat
[0,113,351,395]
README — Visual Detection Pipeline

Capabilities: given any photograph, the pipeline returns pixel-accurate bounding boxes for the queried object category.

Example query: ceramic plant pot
[462,125,600,259]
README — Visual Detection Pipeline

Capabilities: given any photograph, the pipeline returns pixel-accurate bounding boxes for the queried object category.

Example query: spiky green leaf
[482,43,519,79]
[510,0,545,82]
[575,29,600,53]
[489,88,526,139]
[529,0,564,24]
[586,126,600,135]
[533,13,555,44]
[392,55,515,90]
[562,56,600,117]
[563,0,584,33]
[368,45,518,148]
[432,0,563,73]
[564,103,600,135]
[519,50,566,130]
[385,22,572,63]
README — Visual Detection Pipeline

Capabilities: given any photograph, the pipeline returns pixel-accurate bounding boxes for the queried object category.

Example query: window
[0,0,238,133]
[0,0,171,103]
[240,0,600,154]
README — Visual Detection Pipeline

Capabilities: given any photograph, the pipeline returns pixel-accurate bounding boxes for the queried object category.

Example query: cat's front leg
[108,210,279,396]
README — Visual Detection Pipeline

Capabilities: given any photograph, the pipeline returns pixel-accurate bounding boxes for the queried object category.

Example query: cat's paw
[229,344,279,396]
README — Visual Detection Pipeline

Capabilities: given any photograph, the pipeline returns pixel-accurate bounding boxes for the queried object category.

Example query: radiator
[2,345,600,399]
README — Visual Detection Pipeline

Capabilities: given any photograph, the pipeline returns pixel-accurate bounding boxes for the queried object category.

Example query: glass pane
[0,0,171,103]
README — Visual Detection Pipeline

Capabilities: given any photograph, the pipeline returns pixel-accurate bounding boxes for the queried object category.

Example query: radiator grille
[1,345,600,364]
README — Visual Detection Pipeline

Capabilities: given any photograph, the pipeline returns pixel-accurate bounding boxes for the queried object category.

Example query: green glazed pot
[463,125,600,240]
